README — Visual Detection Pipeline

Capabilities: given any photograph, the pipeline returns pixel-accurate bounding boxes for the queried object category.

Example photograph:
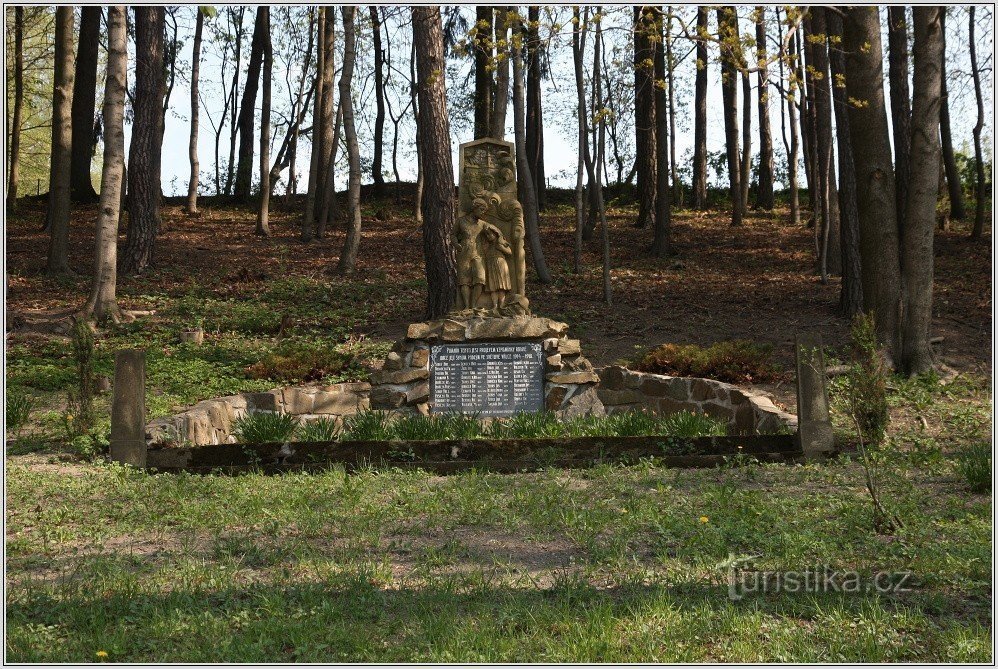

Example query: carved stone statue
[452,139,530,316]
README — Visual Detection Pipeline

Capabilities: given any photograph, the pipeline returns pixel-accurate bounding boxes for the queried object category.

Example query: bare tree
[651,7,671,257]
[302,8,326,242]
[79,5,127,323]
[336,7,362,274]
[413,6,457,317]
[234,8,267,201]
[572,5,591,273]
[633,6,656,227]
[121,7,165,275]
[256,8,272,237]
[45,7,74,275]
[371,6,386,196]
[70,7,100,203]
[187,7,204,215]
[525,5,546,209]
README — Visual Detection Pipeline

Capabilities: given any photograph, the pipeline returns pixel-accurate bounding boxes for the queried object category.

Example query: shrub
[297,417,341,443]
[232,412,299,444]
[845,313,890,448]
[636,340,782,384]
[5,392,32,439]
[246,340,357,383]
[957,443,992,494]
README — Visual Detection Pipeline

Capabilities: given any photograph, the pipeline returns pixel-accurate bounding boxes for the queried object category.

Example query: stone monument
[370,138,602,419]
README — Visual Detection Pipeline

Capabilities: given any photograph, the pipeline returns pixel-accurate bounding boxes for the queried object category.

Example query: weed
[245,339,358,383]
[956,442,992,494]
[232,412,300,444]
[64,320,97,438]
[636,340,782,384]
[6,392,33,440]
[845,313,890,448]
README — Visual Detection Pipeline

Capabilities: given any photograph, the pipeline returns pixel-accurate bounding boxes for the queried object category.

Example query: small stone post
[795,334,835,457]
[110,349,147,467]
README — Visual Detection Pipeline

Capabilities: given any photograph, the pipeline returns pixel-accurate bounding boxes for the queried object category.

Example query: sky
[113,5,993,198]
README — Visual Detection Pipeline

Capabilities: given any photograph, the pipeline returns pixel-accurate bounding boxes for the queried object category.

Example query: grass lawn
[5,196,992,661]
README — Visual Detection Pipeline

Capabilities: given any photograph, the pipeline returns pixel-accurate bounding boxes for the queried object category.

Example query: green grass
[5,452,991,662]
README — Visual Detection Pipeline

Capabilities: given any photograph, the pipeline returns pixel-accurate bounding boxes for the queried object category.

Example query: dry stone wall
[597,365,797,434]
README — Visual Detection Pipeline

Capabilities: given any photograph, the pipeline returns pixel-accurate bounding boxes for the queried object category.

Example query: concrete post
[110,349,147,467]
[795,334,835,457]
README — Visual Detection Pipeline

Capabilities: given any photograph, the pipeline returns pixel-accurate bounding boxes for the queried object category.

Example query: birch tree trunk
[80,5,127,323]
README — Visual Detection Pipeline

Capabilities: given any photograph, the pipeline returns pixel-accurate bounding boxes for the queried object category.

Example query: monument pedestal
[370,315,603,418]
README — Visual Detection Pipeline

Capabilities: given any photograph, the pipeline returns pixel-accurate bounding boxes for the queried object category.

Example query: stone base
[371,315,603,418]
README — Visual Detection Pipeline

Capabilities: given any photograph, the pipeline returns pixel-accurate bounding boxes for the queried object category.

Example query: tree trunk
[691,7,708,210]
[716,6,742,226]
[651,8,671,257]
[70,7,100,203]
[370,6,386,196]
[634,6,656,226]
[409,35,423,225]
[810,7,841,279]
[843,6,903,364]
[45,7,74,275]
[754,6,775,210]
[938,10,965,221]
[511,9,552,285]
[827,9,862,317]
[572,5,590,273]
[186,8,203,215]
[593,14,610,302]
[336,7,362,275]
[887,6,911,235]
[7,6,23,213]
[121,7,165,275]
[969,7,987,239]
[474,6,494,138]
[302,8,325,242]
[315,7,337,238]
[412,6,457,318]
[234,8,267,202]
[901,7,943,375]
[255,8,272,237]
[224,8,245,196]
[664,8,679,206]
[781,9,801,226]
[80,5,127,323]
[525,6,546,210]
[491,8,511,140]
[740,67,752,212]
[796,26,815,212]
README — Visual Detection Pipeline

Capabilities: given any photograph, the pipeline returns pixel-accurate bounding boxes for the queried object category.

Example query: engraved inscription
[430,342,544,416]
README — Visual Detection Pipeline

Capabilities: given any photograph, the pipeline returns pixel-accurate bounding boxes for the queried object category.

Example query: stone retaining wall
[145,365,797,447]
[597,365,797,434]
[145,382,370,447]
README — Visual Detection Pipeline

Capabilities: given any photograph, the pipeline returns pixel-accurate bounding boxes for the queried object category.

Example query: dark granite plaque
[430,342,544,416]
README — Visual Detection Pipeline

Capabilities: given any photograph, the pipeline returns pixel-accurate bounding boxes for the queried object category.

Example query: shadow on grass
[7,572,990,663]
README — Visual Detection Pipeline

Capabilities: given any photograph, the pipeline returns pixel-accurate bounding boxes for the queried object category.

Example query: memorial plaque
[430,342,544,416]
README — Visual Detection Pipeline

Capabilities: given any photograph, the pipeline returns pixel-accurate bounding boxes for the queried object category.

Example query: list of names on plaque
[430,342,544,416]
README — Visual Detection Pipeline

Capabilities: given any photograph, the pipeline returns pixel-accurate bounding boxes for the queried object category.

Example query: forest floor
[4,190,993,661]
